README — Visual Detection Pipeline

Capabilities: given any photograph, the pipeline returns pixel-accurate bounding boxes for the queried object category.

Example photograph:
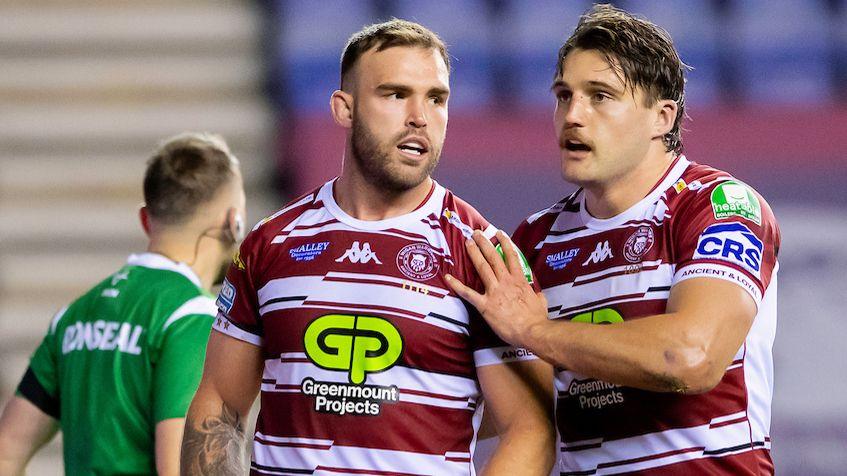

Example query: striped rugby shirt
[214,178,537,475]
[513,156,779,475]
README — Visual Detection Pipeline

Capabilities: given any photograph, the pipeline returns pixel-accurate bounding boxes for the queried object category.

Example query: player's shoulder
[513,189,582,247]
[439,186,495,239]
[670,160,776,228]
[244,183,327,245]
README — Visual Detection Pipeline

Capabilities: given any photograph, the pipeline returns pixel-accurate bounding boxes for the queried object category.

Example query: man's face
[552,48,657,188]
[348,46,449,192]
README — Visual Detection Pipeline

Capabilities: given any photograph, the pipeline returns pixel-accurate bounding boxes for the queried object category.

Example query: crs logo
[693,222,763,279]
[304,314,403,385]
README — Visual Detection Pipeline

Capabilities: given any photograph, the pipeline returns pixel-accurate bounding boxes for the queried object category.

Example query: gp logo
[570,307,624,325]
[304,314,403,385]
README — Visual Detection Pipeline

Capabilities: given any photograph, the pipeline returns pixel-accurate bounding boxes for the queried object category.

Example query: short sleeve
[18,307,67,419]
[153,310,214,422]
[213,233,263,346]
[468,231,540,367]
[672,180,780,306]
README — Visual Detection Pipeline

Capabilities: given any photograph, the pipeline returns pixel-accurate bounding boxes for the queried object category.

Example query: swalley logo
[546,248,579,270]
[582,241,613,266]
[302,314,403,416]
[336,241,382,264]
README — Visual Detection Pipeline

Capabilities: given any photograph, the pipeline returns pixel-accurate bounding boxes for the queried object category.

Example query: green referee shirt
[17,253,216,475]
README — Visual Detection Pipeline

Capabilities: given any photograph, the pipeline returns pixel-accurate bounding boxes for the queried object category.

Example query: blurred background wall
[1,1,845,474]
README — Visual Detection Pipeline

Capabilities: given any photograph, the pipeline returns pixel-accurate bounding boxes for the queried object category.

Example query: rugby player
[0,133,247,475]
[181,19,554,476]
[446,5,780,474]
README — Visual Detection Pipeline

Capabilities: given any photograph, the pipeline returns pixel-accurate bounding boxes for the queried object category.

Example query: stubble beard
[351,117,440,193]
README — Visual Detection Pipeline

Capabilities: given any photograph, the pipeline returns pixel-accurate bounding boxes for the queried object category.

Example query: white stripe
[254,432,333,446]
[326,271,451,294]
[254,193,315,232]
[49,306,68,335]
[474,346,539,367]
[257,275,472,333]
[262,359,478,410]
[572,259,665,284]
[252,440,471,475]
[536,219,669,249]
[709,410,746,425]
[213,313,262,346]
[673,262,763,304]
[162,296,216,331]
[559,419,757,474]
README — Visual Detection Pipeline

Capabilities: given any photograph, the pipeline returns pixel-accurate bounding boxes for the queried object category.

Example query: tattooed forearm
[180,402,246,476]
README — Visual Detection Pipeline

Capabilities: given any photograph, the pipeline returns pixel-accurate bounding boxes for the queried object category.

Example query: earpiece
[227,208,245,243]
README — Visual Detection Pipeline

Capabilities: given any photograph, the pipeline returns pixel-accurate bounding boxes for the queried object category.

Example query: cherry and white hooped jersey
[513,156,780,475]
[214,179,535,475]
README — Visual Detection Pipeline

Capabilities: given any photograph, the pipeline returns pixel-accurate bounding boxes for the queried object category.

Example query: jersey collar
[126,252,203,288]
[578,155,690,230]
[320,178,446,231]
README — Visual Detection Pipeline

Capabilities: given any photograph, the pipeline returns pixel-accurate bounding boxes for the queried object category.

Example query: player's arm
[446,230,756,394]
[180,330,262,475]
[478,359,555,475]
[0,395,59,475]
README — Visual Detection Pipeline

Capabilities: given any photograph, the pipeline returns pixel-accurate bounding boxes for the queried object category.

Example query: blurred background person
[0,133,246,475]
[1,1,845,474]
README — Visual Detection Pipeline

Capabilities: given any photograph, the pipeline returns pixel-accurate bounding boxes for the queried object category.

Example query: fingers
[471,231,508,279]
[495,231,525,281]
[465,236,498,288]
[445,274,485,309]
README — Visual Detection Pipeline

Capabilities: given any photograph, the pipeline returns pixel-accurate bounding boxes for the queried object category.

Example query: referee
[0,132,246,475]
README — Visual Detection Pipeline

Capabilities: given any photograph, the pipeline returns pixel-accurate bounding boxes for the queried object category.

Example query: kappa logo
[582,241,613,265]
[336,241,382,264]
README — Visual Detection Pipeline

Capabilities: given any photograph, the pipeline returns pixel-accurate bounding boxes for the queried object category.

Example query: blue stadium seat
[390,0,496,110]
[624,0,721,106]
[501,0,590,108]
[733,0,834,104]
[277,0,376,111]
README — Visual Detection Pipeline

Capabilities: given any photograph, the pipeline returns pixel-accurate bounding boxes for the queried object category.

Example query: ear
[139,205,153,237]
[652,99,678,140]
[226,207,245,243]
[330,89,354,129]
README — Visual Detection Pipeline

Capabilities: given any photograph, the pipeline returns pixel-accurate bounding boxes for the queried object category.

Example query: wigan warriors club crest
[623,226,655,263]
[396,243,439,281]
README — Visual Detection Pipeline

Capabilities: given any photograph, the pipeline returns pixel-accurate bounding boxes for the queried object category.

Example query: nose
[562,94,587,127]
[406,98,427,129]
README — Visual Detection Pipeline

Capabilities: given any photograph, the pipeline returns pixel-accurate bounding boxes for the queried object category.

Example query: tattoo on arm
[180,403,246,475]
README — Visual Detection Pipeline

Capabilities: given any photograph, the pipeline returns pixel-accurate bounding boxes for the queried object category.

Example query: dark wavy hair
[556,4,690,154]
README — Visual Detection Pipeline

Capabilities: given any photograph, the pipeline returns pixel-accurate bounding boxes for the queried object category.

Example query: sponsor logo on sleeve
[495,243,534,284]
[693,222,763,279]
[443,209,474,238]
[545,248,580,271]
[216,278,236,314]
[623,226,655,263]
[711,181,762,225]
[232,250,246,270]
[289,241,330,262]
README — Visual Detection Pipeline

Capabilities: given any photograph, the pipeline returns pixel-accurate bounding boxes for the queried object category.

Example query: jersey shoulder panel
[513,189,582,259]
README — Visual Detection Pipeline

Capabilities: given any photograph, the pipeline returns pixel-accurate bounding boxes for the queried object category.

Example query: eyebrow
[376,83,450,97]
[550,79,623,94]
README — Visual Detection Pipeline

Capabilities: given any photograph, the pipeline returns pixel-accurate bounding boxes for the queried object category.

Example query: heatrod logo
[302,314,403,416]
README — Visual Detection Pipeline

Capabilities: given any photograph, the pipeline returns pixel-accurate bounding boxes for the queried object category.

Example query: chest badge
[396,243,439,281]
[623,226,655,263]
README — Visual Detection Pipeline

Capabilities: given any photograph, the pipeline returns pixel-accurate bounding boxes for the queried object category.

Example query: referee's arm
[0,378,60,475]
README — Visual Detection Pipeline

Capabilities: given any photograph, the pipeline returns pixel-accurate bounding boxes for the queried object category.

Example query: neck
[147,234,222,291]
[335,157,433,221]
[583,150,677,219]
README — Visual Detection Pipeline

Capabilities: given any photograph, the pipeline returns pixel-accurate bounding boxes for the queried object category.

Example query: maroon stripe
[315,466,425,476]
[556,292,645,315]
[256,392,475,455]
[399,388,471,401]
[572,264,663,287]
[322,276,448,299]
[598,445,704,469]
[302,300,426,319]
[280,358,311,364]
[612,448,773,475]
[254,436,331,450]
[278,218,339,235]
[710,415,748,429]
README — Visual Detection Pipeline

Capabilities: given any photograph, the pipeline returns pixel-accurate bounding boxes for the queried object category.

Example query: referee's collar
[126,252,202,288]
